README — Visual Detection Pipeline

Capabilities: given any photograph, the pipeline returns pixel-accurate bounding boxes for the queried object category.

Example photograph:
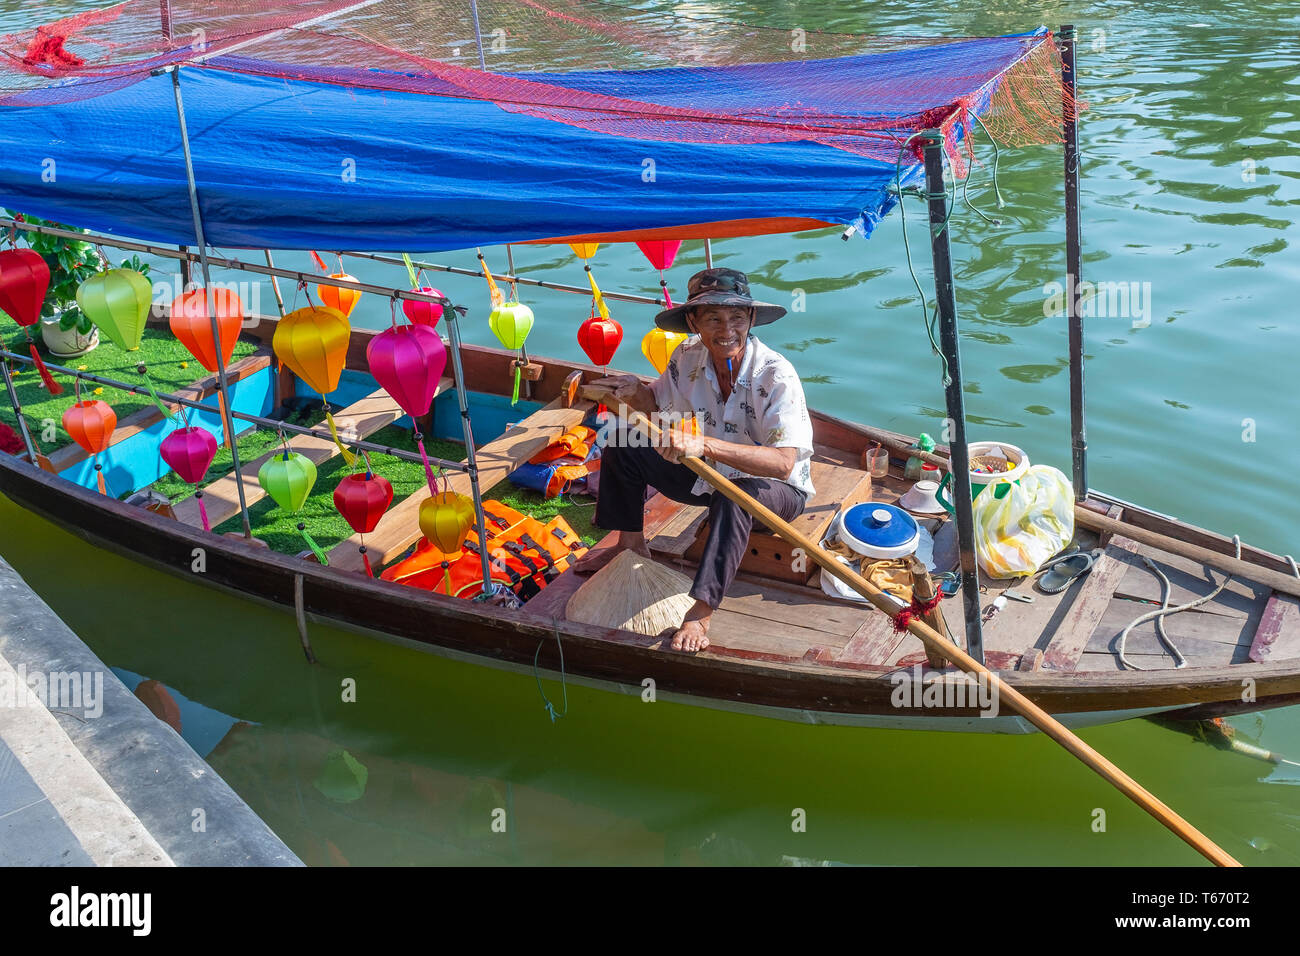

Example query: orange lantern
[169,287,243,372]
[273,305,354,464]
[62,398,116,495]
[317,273,361,319]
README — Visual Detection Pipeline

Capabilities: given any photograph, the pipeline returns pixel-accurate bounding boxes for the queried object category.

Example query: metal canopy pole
[442,308,499,599]
[921,131,984,664]
[1061,24,1088,501]
[470,0,488,70]
[169,65,253,538]
[0,349,468,471]
[1,359,37,462]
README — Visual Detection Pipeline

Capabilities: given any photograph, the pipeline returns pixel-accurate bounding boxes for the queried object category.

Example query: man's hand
[656,427,709,463]
[589,373,656,415]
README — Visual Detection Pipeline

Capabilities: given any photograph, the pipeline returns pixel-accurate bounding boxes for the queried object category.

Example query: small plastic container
[863,446,890,478]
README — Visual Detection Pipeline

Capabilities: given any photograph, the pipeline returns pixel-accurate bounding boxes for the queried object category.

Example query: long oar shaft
[588,388,1240,868]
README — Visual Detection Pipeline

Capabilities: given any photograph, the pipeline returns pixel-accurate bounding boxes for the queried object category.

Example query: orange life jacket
[381,499,589,601]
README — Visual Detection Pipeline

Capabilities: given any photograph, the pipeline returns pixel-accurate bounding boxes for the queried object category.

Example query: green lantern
[258,450,328,563]
[488,301,535,405]
[76,268,153,351]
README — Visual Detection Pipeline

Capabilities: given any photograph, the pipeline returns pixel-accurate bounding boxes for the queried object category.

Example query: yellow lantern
[418,491,475,596]
[273,305,354,463]
[641,327,687,374]
[419,491,475,557]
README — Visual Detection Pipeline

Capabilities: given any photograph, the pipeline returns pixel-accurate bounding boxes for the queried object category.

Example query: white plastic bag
[970,465,1074,578]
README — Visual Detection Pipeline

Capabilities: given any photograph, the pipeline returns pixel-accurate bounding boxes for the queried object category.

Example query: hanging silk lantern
[0,248,61,395]
[367,324,446,419]
[402,287,445,328]
[641,327,687,374]
[636,240,682,308]
[160,425,218,531]
[333,470,394,577]
[273,305,354,464]
[418,490,475,596]
[169,287,243,372]
[366,323,447,494]
[317,273,361,319]
[258,449,329,563]
[76,268,152,352]
[578,314,623,368]
[488,301,534,406]
[62,398,115,495]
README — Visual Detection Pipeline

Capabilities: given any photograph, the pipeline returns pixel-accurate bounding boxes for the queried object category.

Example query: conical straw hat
[566,549,696,636]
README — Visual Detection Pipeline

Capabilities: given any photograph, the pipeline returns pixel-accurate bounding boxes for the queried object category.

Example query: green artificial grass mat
[173,415,601,560]
[1,313,257,455]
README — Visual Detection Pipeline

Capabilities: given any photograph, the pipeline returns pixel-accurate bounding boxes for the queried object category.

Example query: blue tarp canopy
[0,34,1040,250]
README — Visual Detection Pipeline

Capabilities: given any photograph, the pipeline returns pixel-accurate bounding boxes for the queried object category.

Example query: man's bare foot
[572,531,652,575]
[670,600,713,652]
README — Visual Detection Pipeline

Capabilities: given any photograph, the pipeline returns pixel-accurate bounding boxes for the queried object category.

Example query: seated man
[573,268,815,652]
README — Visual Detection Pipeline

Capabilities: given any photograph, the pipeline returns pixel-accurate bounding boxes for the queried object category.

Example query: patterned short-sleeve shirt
[649,333,815,497]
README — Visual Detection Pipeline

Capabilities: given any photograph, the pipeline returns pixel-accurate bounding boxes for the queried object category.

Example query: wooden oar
[585,386,1241,867]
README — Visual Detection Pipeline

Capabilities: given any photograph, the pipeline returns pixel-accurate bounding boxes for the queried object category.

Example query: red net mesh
[0,0,1083,171]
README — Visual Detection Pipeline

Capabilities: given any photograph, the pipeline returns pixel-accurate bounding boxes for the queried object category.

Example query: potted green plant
[2,212,151,358]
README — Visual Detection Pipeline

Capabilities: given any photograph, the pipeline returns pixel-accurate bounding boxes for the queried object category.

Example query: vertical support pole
[443,305,499,599]
[160,0,172,42]
[921,131,984,664]
[264,250,287,319]
[170,66,253,538]
[703,238,713,269]
[1061,24,1088,501]
[469,0,487,70]
[1,358,37,463]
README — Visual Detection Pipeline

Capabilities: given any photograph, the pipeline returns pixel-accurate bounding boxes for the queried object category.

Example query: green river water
[1,0,1298,865]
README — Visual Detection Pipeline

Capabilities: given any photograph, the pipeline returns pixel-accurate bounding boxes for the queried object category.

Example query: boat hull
[4,453,1299,734]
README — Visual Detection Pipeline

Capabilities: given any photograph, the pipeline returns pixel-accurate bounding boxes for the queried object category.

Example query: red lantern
[0,248,61,394]
[0,248,49,326]
[578,315,623,367]
[62,399,115,495]
[169,287,243,372]
[334,471,394,577]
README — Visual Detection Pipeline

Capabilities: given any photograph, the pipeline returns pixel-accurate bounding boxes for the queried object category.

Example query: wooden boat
[4,311,1298,733]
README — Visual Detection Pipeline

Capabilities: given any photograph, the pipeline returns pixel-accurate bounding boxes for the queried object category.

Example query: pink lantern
[160,426,218,530]
[366,324,448,495]
[402,286,445,328]
[636,240,682,308]
[635,240,682,271]
[366,324,446,419]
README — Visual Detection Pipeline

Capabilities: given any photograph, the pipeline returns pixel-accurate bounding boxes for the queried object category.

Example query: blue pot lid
[841,503,919,553]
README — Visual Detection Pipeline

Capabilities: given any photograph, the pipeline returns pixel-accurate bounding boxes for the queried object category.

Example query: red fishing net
[0,0,1083,173]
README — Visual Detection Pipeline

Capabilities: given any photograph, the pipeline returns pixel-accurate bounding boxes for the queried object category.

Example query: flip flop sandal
[1036,549,1100,594]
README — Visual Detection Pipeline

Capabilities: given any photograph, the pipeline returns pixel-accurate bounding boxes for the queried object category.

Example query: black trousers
[594,442,808,608]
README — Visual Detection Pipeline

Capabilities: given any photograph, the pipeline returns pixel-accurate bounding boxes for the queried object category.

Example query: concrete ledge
[0,554,301,867]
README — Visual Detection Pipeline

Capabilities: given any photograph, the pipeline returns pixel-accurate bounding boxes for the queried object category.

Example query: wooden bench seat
[644,451,874,585]
[174,383,447,529]
[329,395,595,573]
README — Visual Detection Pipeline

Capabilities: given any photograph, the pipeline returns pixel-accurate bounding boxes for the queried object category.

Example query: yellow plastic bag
[971,465,1075,578]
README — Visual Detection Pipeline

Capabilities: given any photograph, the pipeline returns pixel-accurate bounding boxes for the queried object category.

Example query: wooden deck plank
[1040,534,1142,672]
[1112,544,1270,620]
[331,396,595,572]
[1083,599,1253,667]
[1250,594,1300,664]
[175,385,429,529]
